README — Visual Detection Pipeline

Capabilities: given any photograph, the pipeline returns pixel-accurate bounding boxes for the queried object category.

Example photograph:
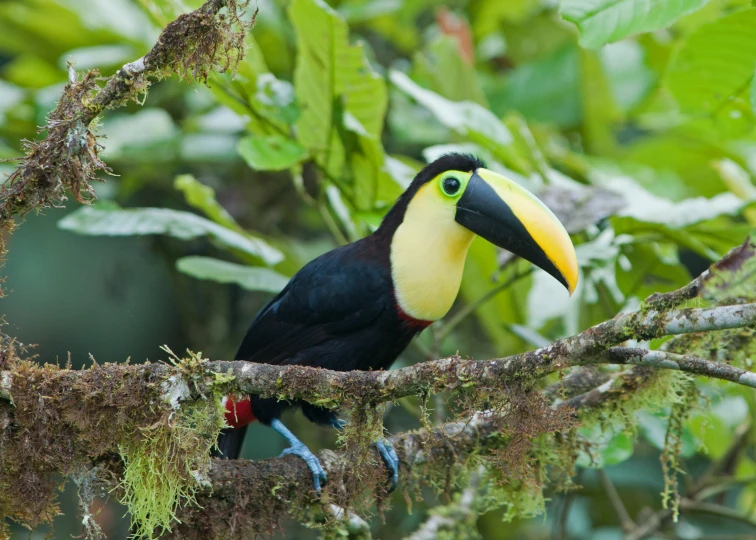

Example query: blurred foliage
[3,0,756,538]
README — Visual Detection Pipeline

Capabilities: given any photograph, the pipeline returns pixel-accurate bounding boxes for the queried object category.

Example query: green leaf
[59,44,136,70]
[751,65,756,114]
[600,432,635,466]
[411,36,489,105]
[561,0,710,49]
[255,73,299,126]
[577,424,635,468]
[2,54,63,88]
[688,410,732,460]
[58,207,283,265]
[237,134,308,171]
[580,48,620,154]
[612,217,721,260]
[616,244,692,300]
[602,41,655,113]
[100,109,178,162]
[289,0,388,201]
[491,46,581,128]
[0,80,24,124]
[597,173,752,228]
[667,9,756,118]
[173,174,240,231]
[390,70,515,160]
[176,257,289,293]
[471,0,541,35]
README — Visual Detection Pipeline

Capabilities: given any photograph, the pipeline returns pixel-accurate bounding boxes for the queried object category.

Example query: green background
[2,0,756,538]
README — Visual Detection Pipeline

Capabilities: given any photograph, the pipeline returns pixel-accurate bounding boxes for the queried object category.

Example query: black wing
[235,243,390,365]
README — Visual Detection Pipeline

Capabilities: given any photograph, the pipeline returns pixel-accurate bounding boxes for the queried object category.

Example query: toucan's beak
[455,168,578,294]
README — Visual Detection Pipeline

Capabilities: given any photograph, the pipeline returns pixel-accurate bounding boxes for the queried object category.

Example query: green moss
[660,379,697,521]
[0,350,228,539]
[580,370,693,435]
[119,395,226,539]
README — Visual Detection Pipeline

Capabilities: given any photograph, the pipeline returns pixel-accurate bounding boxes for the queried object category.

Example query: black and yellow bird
[214,153,578,491]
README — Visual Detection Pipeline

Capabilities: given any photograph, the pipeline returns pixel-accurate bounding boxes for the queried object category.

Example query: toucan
[213,153,579,491]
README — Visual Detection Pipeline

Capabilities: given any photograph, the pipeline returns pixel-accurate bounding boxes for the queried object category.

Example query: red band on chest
[223,395,256,428]
[394,301,433,331]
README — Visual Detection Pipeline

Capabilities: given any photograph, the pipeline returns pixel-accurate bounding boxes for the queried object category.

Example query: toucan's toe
[281,442,327,492]
[375,439,399,492]
[330,417,347,431]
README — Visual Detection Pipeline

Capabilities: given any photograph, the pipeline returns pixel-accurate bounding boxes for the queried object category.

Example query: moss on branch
[0,0,252,243]
[0,241,754,537]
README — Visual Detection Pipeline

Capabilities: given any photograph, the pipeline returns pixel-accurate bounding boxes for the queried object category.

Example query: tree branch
[596,347,756,388]
[1,302,754,406]
[0,0,250,229]
[644,238,756,310]
[169,413,502,538]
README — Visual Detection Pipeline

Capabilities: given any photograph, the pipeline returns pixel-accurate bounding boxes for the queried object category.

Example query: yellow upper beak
[455,168,579,295]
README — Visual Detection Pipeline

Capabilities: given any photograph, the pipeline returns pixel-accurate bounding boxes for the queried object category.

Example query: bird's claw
[280,442,327,492]
[329,418,398,490]
[329,417,347,431]
[375,439,399,492]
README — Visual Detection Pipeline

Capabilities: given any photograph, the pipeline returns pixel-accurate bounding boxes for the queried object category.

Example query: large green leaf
[176,256,289,293]
[666,9,756,118]
[576,425,635,468]
[492,46,581,128]
[237,134,308,171]
[561,0,710,49]
[173,174,241,232]
[390,70,515,161]
[595,172,751,227]
[411,35,489,106]
[616,243,691,300]
[58,207,283,265]
[99,108,178,162]
[289,0,389,209]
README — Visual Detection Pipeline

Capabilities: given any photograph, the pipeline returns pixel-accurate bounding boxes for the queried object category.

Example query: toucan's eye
[442,176,461,196]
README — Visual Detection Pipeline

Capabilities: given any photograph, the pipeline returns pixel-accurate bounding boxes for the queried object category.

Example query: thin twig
[599,348,756,389]
[600,469,635,532]
[679,499,756,529]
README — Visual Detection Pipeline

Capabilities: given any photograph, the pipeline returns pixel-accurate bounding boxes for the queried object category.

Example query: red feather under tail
[223,395,257,428]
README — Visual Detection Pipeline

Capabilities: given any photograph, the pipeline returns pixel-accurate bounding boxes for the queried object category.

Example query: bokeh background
[2,0,756,538]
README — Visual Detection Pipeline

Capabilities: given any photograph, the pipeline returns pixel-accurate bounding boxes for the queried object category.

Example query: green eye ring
[441,176,462,196]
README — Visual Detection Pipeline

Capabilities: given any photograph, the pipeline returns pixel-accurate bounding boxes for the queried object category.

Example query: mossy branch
[0,302,754,407]
[0,0,251,232]
[167,363,670,538]
[0,237,751,537]
[168,414,502,537]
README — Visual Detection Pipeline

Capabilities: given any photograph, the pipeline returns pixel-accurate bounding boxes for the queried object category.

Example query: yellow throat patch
[390,182,475,321]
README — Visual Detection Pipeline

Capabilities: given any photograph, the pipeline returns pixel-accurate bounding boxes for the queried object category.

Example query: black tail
[212,425,248,459]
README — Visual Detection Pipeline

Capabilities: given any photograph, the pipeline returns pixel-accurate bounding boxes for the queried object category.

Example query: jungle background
[2,0,756,538]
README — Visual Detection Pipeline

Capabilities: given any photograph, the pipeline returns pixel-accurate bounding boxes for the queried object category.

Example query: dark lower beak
[455,169,578,293]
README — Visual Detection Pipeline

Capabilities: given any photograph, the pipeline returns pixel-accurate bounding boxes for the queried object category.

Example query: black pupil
[443,177,460,195]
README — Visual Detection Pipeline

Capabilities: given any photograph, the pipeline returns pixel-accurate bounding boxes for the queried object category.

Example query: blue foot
[329,417,347,431]
[280,441,327,491]
[375,439,399,492]
[271,418,327,491]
